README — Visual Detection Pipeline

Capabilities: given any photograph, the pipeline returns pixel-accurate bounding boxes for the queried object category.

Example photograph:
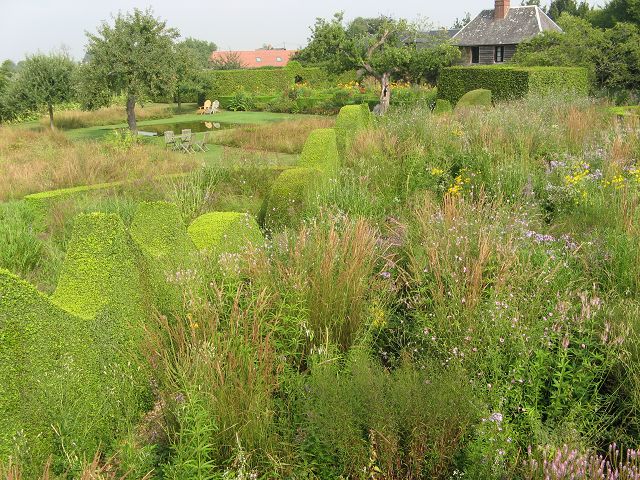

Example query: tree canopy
[179,37,217,68]
[82,8,180,132]
[9,52,76,129]
[296,13,458,113]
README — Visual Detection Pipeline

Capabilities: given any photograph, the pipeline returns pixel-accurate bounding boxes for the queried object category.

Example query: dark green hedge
[203,67,329,98]
[438,66,590,105]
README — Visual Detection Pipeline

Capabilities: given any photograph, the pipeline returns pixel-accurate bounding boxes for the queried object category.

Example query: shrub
[438,66,590,105]
[52,212,149,325]
[433,98,452,114]
[0,269,102,474]
[335,104,371,157]
[203,67,328,98]
[456,89,493,108]
[298,128,340,173]
[262,167,323,231]
[130,201,195,261]
[298,350,478,479]
[187,211,264,257]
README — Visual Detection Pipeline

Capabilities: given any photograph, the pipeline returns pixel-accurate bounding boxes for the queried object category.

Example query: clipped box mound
[335,104,371,156]
[262,167,323,231]
[298,128,340,173]
[130,201,195,261]
[433,99,453,114]
[52,212,149,325]
[0,268,103,466]
[188,211,264,255]
[456,89,492,109]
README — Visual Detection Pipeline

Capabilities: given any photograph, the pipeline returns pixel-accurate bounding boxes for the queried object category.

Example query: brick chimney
[494,0,510,19]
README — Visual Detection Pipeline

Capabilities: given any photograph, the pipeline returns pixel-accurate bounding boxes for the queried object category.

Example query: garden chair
[181,129,192,141]
[207,100,220,114]
[197,100,212,115]
[192,132,210,152]
[163,131,176,150]
[180,135,195,154]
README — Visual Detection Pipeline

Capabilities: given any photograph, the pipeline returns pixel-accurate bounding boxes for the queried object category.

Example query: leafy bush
[335,104,371,156]
[298,128,340,173]
[456,88,492,108]
[433,98,452,114]
[438,66,590,105]
[226,89,256,112]
[187,211,264,256]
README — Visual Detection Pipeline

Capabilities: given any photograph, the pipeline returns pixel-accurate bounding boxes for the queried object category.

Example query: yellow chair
[197,99,212,115]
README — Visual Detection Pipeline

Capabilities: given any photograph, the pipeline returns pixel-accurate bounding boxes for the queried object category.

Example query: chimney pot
[495,0,511,20]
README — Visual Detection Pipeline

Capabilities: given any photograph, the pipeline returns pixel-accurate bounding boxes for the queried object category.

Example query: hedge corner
[298,128,340,173]
[187,211,264,256]
[335,104,371,156]
[456,89,493,109]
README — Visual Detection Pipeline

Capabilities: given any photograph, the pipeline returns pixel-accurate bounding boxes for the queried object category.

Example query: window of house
[495,46,504,63]
[276,57,282,62]
[471,47,480,64]
[256,57,262,62]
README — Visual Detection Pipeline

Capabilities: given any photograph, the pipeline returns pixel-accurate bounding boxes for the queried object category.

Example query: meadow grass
[41,104,173,130]
[211,116,335,154]
[0,127,197,200]
[3,97,640,479]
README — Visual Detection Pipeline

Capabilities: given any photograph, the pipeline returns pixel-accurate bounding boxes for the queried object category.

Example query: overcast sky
[0,0,603,62]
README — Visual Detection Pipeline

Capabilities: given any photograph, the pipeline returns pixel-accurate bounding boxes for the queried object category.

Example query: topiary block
[456,89,493,109]
[298,128,340,173]
[52,212,149,324]
[187,211,264,255]
[262,167,323,231]
[0,269,102,469]
[433,99,453,115]
[335,104,371,157]
[130,201,195,262]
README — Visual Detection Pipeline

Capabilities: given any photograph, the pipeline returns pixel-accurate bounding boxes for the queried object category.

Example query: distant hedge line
[438,66,590,105]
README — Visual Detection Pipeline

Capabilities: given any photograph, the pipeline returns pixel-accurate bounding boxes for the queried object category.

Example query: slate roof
[209,50,297,68]
[452,6,562,46]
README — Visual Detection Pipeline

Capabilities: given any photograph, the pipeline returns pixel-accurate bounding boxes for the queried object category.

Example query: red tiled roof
[209,50,298,68]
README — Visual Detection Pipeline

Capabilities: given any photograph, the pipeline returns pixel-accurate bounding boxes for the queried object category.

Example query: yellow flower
[430,167,445,176]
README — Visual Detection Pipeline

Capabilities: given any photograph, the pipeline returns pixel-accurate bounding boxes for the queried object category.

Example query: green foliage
[0,201,44,279]
[202,67,328,98]
[298,350,477,478]
[438,66,590,105]
[335,104,371,156]
[8,52,76,128]
[226,89,256,112]
[179,37,217,68]
[130,201,195,261]
[0,269,101,474]
[433,98,452,114]
[456,88,492,108]
[513,15,640,92]
[52,212,149,324]
[82,8,180,130]
[298,128,340,173]
[262,168,323,231]
[187,212,264,256]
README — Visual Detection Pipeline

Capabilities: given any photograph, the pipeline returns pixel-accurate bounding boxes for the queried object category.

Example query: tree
[210,51,246,70]
[513,14,640,91]
[173,44,198,112]
[11,52,76,129]
[296,13,458,114]
[590,0,640,27]
[548,0,592,20]
[179,37,217,68]
[452,13,472,29]
[83,8,179,133]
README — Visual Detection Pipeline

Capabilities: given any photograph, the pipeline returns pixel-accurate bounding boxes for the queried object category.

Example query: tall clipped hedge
[298,128,340,173]
[52,213,149,325]
[188,212,264,256]
[438,66,590,105]
[335,104,371,157]
[0,269,103,472]
[203,67,329,98]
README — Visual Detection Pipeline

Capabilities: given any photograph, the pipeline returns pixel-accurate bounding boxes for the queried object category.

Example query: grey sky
[0,0,602,62]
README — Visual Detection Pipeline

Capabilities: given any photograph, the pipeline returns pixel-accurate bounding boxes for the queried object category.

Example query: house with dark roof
[452,0,561,65]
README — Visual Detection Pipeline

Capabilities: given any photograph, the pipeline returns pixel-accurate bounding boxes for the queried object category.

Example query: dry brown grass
[0,127,196,200]
[41,104,173,130]
[213,116,335,154]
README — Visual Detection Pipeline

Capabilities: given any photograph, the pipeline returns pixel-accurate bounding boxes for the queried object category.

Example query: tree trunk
[126,94,137,134]
[48,103,54,130]
[378,72,391,115]
[177,92,182,114]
